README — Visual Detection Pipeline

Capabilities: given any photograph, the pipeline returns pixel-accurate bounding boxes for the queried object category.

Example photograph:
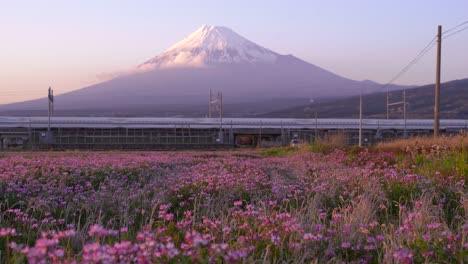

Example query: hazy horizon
[1,0,468,104]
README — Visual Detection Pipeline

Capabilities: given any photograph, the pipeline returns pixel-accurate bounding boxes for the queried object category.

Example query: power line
[380,36,437,91]
[443,20,468,34]
[443,25,468,40]
[377,19,468,92]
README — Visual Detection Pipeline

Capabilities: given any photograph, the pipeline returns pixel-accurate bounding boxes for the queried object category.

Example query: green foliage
[438,189,465,229]
[91,170,109,190]
[261,146,297,157]
[410,149,467,179]
[383,182,420,221]
[409,236,462,263]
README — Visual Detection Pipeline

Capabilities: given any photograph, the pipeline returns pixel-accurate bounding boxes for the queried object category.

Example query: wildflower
[319,212,327,219]
[342,224,351,236]
[393,248,413,264]
[88,224,118,238]
[0,228,16,237]
[364,244,376,250]
[341,242,351,248]
[426,222,440,230]
[165,213,174,221]
[270,235,281,246]
[222,227,231,236]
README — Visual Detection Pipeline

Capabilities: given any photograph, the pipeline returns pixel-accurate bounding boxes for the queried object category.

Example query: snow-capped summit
[140,25,278,69]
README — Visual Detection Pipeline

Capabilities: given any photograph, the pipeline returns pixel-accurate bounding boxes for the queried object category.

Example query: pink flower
[426,222,440,229]
[165,213,175,221]
[0,228,16,237]
[271,235,281,246]
[88,224,118,238]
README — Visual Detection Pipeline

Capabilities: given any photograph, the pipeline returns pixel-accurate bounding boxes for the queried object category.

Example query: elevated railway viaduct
[0,117,467,150]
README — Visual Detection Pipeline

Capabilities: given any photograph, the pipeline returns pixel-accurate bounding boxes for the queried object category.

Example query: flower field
[0,147,466,263]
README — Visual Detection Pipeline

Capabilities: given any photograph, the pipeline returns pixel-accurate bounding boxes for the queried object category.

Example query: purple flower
[426,222,441,230]
[393,248,413,264]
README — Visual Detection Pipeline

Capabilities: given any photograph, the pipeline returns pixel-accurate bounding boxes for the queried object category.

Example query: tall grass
[375,133,468,181]
[376,133,467,152]
[262,132,349,156]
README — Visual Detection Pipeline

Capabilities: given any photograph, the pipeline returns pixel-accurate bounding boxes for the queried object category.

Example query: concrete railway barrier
[1,117,467,150]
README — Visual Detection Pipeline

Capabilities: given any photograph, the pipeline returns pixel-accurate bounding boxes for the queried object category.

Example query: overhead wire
[443,20,468,34]
[443,25,468,40]
[380,36,437,91]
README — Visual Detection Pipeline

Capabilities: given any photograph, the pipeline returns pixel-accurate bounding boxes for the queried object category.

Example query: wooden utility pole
[403,89,407,138]
[358,90,363,147]
[434,25,442,138]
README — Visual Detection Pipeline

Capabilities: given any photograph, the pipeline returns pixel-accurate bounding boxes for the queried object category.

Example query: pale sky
[1,0,467,104]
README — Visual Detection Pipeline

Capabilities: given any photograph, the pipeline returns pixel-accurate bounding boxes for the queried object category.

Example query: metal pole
[28,117,32,149]
[230,120,233,145]
[259,121,262,148]
[209,89,212,118]
[48,87,51,133]
[359,90,363,147]
[219,92,223,143]
[434,25,442,139]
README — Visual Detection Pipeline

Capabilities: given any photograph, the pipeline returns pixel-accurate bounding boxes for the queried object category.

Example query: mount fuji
[0,25,408,117]
[140,25,278,68]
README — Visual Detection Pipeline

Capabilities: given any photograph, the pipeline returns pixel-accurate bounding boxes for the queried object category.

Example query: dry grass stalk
[376,132,467,152]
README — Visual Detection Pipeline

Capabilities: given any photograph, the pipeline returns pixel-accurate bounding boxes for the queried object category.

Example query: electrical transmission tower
[208,90,224,143]
[386,89,408,137]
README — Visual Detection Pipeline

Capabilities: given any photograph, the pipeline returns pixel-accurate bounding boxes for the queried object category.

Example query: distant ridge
[259,78,468,119]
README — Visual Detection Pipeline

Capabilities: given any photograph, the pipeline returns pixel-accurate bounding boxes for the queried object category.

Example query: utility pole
[314,112,318,142]
[403,89,407,138]
[47,87,54,146]
[358,90,363,147]
[434,25,442,139]
[386,92,390,119]
[47,87,54,134]
[258,121,262,148]
[218,92,223,143]
[208,89,212,118]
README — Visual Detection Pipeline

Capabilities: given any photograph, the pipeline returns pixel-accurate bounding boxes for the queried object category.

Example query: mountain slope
[141,25,278,68]
[0,25,409,117]
[259,78,468,119]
